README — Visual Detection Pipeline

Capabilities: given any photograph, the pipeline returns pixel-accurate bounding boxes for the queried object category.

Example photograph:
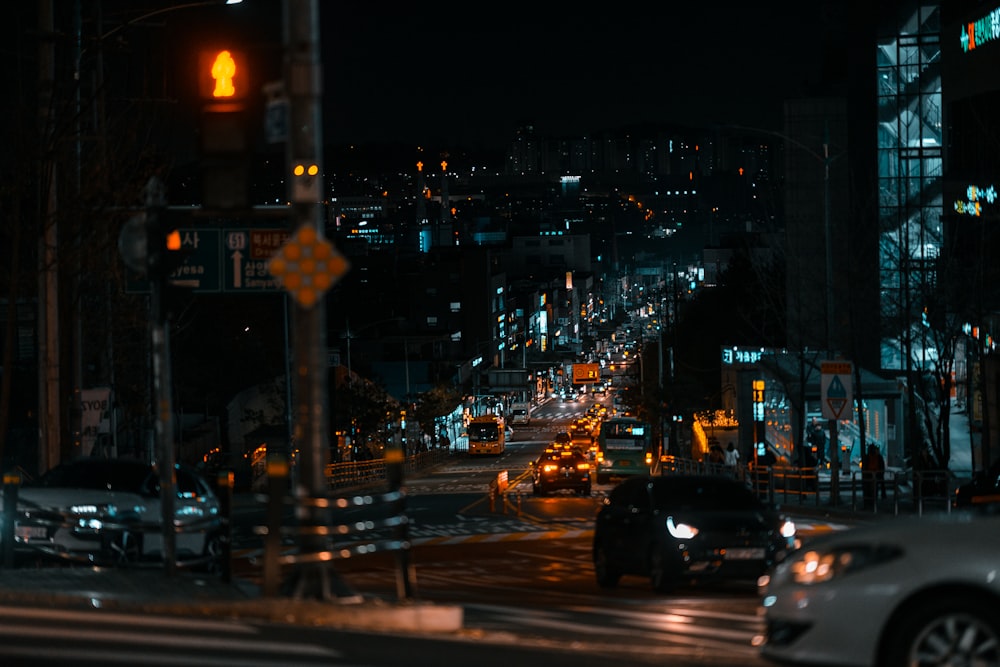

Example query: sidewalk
[0,565,463,632]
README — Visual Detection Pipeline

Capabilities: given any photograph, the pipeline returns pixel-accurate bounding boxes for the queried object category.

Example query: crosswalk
[460,599,765,662]
[0,605,342,666]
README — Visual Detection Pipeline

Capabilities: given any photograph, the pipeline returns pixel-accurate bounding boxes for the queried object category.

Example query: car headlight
[787,544,902,585]
[780,518,796,539]
[70,504,106,516]
[666,516,698,539]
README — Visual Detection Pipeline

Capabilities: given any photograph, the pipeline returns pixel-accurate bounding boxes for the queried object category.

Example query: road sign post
[821,360,853,506]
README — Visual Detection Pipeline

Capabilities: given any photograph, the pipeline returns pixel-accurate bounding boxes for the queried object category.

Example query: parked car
[5,458,223,568]
[759,508,1000,667]
[531,450,592,496]
[593,475,796,593]
[953,458,1000,507]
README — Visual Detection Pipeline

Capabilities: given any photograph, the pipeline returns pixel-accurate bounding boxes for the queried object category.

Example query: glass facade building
[877,5,943,372]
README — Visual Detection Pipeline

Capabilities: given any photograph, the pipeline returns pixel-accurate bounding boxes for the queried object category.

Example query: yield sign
[821,361,853,420]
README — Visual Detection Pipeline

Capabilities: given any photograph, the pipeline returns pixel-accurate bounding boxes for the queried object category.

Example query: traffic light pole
[281,0,352,600]
[144,177,178,576]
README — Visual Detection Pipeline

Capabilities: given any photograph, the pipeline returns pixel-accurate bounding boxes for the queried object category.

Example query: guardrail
[324,448,450,489]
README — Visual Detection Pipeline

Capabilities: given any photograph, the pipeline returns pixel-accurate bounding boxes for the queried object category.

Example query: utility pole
[38,0,62,473]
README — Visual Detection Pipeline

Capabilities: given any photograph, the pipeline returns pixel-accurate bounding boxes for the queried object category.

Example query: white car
[759,509,1000,667]
[5,457,222,568]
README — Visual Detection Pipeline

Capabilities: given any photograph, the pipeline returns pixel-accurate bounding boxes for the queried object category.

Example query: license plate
[16,526,47,540]
[725,547,765,560]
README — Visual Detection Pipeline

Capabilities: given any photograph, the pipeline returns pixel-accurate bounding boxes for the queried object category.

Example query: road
[0,396,847,666]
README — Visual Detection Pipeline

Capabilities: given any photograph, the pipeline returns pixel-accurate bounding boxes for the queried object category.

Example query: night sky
[318,2,842,150]
[0,2,846,156]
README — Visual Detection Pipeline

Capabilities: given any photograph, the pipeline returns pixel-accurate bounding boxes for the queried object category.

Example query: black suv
[531,450,592,496]
[593,475,795,592]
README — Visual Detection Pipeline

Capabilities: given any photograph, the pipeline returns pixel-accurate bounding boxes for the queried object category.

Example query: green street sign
[125,227,289,294]
[222,228,289,292]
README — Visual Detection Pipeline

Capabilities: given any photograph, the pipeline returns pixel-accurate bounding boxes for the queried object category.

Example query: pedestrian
[708,444,725,466]
[724,442,740,468]
[864,444,886,502]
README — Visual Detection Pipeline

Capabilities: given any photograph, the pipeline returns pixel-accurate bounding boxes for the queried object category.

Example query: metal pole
[282,0,350,600]
[823,127,840,505]
[145,177,178,575]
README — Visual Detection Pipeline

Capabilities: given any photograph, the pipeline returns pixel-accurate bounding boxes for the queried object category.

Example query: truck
[509,401,531,425]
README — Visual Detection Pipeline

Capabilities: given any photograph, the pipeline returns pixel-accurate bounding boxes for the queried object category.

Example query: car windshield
[651,478,761,511]
[33,459,152,494]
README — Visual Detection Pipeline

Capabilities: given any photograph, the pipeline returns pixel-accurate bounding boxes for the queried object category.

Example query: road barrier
[257,445,415,601]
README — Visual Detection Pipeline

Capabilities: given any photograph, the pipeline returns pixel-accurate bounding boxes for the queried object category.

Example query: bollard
[216,470,234,583]
[385,439,415,600]
[1,472,19,569]
[262,456,288,597]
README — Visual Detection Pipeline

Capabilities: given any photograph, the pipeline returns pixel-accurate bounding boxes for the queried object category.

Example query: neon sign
[954,184,997,217]
[960,7,1000,52]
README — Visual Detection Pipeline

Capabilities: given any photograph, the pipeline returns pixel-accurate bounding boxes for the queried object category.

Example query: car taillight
[577,462,590,470]
[542,464,558,472]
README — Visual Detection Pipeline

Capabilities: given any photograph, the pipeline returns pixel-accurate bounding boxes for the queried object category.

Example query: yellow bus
[467,414,506,455]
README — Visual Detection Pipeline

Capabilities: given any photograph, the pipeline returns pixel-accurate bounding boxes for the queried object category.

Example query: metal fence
[659,456,956,515]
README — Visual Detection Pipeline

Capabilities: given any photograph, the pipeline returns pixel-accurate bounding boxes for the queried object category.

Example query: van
[510,402,531,425]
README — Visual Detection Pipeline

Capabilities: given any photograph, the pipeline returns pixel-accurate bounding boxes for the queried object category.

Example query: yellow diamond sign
[268,226,349,308]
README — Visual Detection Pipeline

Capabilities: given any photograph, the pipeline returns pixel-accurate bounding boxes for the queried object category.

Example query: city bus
[594,416,654,484]
[467,414,506,456]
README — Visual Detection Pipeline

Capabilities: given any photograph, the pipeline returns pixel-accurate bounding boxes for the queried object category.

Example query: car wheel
[649,548,678,593]
[593,543,621,588]
[580,484,592,496]
[110,531,141,566]
[883,594,1000,667]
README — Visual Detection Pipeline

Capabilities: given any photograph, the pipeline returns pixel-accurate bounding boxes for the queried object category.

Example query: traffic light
[118,209,188,283]
[199,49,249,210]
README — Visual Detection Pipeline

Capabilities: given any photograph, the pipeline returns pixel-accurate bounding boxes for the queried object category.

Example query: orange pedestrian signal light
[166,229,182,251]
[211,50,237,98]
[199,49,247,101]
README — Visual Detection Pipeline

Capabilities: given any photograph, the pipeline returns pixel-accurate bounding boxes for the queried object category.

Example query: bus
[467,414,506,456]
[594,416,654,484]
